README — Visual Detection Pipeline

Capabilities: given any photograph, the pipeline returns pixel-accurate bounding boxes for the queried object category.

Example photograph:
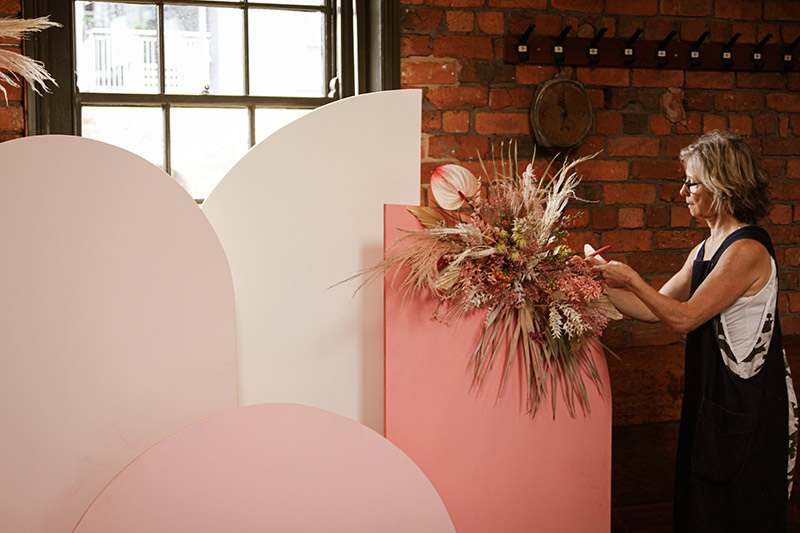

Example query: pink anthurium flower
[430,164,480,210]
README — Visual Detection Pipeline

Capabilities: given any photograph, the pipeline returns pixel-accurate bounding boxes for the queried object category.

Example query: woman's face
[681,157,715,221]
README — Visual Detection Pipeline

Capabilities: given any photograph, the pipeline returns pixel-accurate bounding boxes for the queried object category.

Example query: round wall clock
[530,77,593,148]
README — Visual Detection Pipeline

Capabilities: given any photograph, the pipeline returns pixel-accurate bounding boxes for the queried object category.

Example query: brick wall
[0,0,23,142]
[400,0,800,527]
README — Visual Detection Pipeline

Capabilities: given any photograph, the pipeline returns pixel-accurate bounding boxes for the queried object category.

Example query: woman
[592,130,797,532]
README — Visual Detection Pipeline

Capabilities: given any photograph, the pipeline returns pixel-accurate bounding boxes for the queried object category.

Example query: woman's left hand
[592,260,638,289]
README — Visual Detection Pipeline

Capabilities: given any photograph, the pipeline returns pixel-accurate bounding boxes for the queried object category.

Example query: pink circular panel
[75,403,454,532]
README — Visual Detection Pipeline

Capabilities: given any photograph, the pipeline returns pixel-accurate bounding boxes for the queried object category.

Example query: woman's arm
[594,240,770,334]
[587,246,696,323]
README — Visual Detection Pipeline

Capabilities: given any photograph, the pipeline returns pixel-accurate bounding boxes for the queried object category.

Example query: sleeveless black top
[673,226,788,532]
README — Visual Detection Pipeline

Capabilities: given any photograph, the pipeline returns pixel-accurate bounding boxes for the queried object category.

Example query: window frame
[23,0,400,141]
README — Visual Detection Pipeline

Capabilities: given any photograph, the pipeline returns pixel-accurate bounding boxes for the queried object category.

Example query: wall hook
[722,33,741,68]
[552,26,572,63]
[752,34,771,68]
[784,36,800,70]
[623,29,642,64]
[657,31,676,66]
[516,24,535,62]
[689,31,709,67]
[587,27,607,64]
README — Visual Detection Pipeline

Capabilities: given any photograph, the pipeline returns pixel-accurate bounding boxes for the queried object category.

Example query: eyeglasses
[681,177,700,191]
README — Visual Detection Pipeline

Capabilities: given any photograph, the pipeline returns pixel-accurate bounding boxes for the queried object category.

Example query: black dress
[673,226,789,532]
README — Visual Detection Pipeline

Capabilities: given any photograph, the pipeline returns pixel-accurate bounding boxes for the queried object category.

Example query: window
[25,0,399,199]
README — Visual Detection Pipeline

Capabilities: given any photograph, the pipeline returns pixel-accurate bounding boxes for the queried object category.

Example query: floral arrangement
[0,16,59,104]
[350,145,620,417]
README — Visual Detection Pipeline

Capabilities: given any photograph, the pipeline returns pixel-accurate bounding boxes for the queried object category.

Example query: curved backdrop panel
[0,136,237,533]
[202,89,421,432]
[75,403,454,532]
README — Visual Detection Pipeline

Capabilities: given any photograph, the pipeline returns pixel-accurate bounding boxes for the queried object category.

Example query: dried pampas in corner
[0,16,60,104]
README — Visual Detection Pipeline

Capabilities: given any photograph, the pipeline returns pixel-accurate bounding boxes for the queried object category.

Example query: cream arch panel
[0,136,237,533]
[202,89,421,432]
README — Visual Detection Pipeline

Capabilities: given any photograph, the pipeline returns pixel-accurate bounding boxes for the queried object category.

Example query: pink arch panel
[383,204,613,532]
[0,136,237,532]
[74,403,454,532]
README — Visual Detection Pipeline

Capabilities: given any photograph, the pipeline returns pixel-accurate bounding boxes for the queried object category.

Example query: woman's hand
[592,260,638,289]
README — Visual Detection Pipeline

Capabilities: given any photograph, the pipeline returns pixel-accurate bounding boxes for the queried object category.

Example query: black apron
[673,226,788,532]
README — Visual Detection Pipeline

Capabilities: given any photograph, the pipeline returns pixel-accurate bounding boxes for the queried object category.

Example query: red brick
[515,65,558,85]
[628,251,686,274]
[670,206,692,227]
[729,22,757,44]
[477,12,504,35]
[400,0,423,4]
[782,24,800,44]
[421,110,442,132]
[685,92,713,112]
[753,114,776,135]
[632,69,684,88]
[628,323,682,346]
[550,0,603,11]
[475,112,529,135]
[1,83,22,102]
[605,0,657,15]
[646,207,671,228]
[401,60,456,85]
[489,88,531,110]
[660,0,712,16]
[795,205,800,223]
[769,226,800,245]
[592,208,617,229]
[650,114,672,135]
[769,204,793,225]
[401,9,443,32]
[788,73,800,91]
[619,207,644,228]
[446,10,474,32]
[790,293,800,313]
[563,208,589,229]
[0,104,23,131]
[786,247,800,267]
[654,229,705,250]
[577,67,630,87]
[487,0,546,7]
[728,115,753,135]
[787,160,800,179]
[566,231,600,253]
[604,184,656,205]
[770,183,800,201]
[762,139,800,157]
[714,92,763,112]
[426,86,488,108]
[685,71,734,90]
[570,135,606,158]
[401,34,432,57]
[459,60,515,85]
[426,0,484,5]
[782,315,800,337]
[661,137,693,158]
[576,160,628,181]
[432,35,492,59]
[608,137,660,157]
[737,72,785,90]
[442,110,469,133]
[766,93,800,113]
[715,0,762,20]
[675,114,702,135]
[587,88,604,109]
[0,0,20,15]
[765,1,800,21]
[762,159,784,178]
[703,115,727,133]
[659,181,685,203]
[791,116,800,136]
[631,160,683,180]
[428,135,490,160]
[780,116,790,137]
[596,111,622,135]
[601,230,653,252]
[533,14,564,37]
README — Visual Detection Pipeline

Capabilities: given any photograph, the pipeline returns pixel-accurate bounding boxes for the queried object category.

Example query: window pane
[164,6,244,95]
[75,2,159,93]
[170,108,249,199]
[254,108,311,144]
[249,9,325,97]
[81,106,164,169]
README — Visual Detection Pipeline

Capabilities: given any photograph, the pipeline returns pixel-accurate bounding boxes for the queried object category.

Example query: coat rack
[507,25,799,72]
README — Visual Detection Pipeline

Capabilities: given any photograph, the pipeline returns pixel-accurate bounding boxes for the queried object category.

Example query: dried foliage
[0,16,59,103]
